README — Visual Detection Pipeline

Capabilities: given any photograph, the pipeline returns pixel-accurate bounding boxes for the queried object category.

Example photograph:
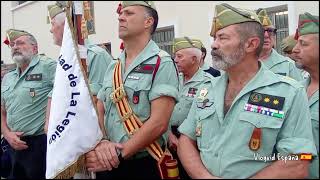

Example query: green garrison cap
[281,35,297,53]
[47,1,66,24]
[122,1,156,11]
[256,9,273,27]
[172,37,203,54]
[294,12,319,39]
[210,3,260,37]
[3,29,34,45]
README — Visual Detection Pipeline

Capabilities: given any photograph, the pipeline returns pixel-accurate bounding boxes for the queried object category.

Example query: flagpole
[66,1,98,179]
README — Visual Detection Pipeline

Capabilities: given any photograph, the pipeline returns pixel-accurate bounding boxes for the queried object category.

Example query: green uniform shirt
[170,68,211,127]
[302,77,319,179]
[1,54,57,136]
[97,40,179,155]
[86,44,113,95]
[262,49,303,81]
[179,62,317,178]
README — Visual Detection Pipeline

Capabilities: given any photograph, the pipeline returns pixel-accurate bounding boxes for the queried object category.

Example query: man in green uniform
[169,37,211,149]
[1,29,56,178]
[85,1,179,179]
[44,2,113,133]
[292,12,319,179]
[177,3,317,179]
[168,37,212,179]
[257,9,303,81]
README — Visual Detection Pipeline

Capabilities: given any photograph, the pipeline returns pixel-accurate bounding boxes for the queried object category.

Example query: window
[265,5,289,55]
[152,25,175,57]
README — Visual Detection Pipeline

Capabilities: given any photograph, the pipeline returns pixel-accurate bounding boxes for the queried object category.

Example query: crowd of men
[1,1,319,179]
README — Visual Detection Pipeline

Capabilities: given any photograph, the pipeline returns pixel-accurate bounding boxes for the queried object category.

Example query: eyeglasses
[9,41,26,48]
[264,28,277,35]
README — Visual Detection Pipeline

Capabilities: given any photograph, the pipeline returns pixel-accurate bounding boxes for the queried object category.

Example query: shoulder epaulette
[158,50,170,58]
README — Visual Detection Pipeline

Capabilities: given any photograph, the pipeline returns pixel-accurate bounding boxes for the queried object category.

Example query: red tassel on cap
[117,3,122,14]
[3,38,9,45]
[120,42,124,50]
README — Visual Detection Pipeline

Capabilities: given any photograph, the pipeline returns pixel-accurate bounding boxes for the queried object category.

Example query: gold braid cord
[110,60,180,179]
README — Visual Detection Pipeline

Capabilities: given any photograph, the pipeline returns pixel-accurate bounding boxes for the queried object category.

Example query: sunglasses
[264,28,277,35]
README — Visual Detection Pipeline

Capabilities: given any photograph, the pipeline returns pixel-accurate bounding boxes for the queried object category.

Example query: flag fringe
[54,155,88,179]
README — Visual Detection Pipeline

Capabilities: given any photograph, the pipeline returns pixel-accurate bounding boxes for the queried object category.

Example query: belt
[126,144,166,160]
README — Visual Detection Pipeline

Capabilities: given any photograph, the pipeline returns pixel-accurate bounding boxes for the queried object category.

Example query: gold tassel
[83,1,92,21]
[263,17,269,26]
[81,16,88,39]
[54,155,87,179]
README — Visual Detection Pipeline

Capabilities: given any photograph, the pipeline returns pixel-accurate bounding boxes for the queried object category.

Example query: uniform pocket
[196,104,216,150]
[20,82,43,104]
[238,111,284,156]
[125,74,152,121]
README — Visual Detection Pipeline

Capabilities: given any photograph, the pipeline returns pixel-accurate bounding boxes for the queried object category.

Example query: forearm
[121,96,175,159]
[177,135,216,179]
[97,100,107,137]
[121,115,168,158]
[1,105,10,136]
[44,98,51,134]
[250,159,310,179]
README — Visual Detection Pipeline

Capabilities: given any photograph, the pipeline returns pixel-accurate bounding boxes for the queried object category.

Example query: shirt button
[214,153,218,157]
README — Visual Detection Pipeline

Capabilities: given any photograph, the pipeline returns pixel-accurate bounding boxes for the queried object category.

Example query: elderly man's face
[50,16,65,46]
[262,25,276,51]
[211,24,245,70]
[174,48,195,73]
[118,6,152,39]
[292,34,319,70]
[10,35,36,67]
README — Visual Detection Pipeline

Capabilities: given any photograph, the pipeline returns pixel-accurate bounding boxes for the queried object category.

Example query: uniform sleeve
[178,97,198,140]
[46,59,57,98]
[1,75,9,106]
[88,50,112,95]
[148,58,179,101]
[276,86,317,157]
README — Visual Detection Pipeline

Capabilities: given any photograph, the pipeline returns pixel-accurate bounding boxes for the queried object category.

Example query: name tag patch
[133,64,156,74]
[25,74,42,81]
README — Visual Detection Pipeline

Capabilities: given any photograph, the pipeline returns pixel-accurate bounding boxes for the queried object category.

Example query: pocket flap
[239,112,283,129]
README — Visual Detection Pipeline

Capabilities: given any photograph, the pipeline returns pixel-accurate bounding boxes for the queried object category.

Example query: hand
[85,150,108,172]
[4,131,28,150]
[168,131,179,151]
[94,140,123,170]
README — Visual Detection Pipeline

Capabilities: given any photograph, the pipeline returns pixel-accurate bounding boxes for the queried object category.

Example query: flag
[300,154,312,161]
[46,13,102,179]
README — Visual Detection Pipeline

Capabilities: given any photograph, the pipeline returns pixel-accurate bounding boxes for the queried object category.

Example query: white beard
[12,54,32,67]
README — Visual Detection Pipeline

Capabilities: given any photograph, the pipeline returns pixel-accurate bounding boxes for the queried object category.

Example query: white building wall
[1,1,319,64]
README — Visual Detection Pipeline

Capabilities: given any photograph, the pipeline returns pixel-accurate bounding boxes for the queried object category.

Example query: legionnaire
[281,35,298,60]
[199,42,221,77]
[177,3,317,178]
[292,12,319,179]
[168,36,212,179]
[44,2,113,134]
[1,29,56,178]
[257,9,303,81]
[85,1,179,179]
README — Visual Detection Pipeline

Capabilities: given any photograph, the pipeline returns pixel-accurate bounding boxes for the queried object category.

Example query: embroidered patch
[244,103,285,119]
[25,74,42,81]
[248,92,285,111]
[132,64,156,74]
